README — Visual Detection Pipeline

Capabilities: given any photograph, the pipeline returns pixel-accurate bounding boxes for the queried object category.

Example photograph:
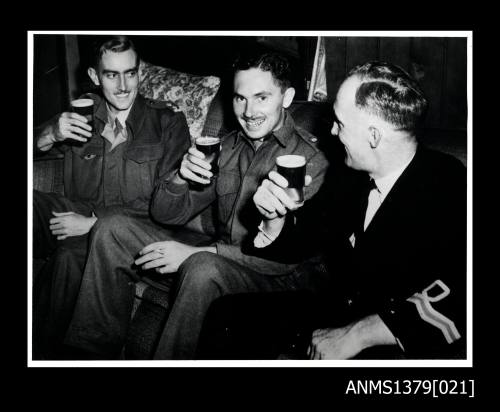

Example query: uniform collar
[94,94,146,138]
[106,104,132,128]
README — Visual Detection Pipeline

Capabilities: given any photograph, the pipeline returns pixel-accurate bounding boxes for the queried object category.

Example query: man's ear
[368,126,382,148]
[88,67,100,87]
[282,87,295,108]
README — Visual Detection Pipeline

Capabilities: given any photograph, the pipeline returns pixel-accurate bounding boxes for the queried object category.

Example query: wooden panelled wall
[324,37,468,131]
[33,35,69,127]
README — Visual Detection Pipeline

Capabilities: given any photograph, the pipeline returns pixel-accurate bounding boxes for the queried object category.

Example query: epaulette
[146,99,182,112]
[296,126,321,150]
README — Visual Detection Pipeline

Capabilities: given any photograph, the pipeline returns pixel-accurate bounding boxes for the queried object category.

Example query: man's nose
[244,101,254,118]
[118,75,127,91]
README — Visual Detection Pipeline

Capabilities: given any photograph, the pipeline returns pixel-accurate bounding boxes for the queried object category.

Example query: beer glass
[195,136,221,180]
[276,155,306,204]
[70,98,94,137]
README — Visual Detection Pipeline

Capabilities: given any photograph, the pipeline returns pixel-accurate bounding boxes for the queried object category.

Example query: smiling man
[33,35,191,359]
[63,47,329,360]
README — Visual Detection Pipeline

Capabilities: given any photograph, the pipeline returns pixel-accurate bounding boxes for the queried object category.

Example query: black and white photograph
[28,31,472,378]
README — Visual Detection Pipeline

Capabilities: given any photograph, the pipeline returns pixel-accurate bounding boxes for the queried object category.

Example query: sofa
[32,60,467,360]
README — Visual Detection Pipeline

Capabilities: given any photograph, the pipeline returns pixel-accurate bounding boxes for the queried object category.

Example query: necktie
[114,118,124,138]
[108,118,127,150]
[354,177,377,246]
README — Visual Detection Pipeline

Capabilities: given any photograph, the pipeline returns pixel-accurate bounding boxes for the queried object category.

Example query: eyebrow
[102,67,138,75]
[233,91,272,98]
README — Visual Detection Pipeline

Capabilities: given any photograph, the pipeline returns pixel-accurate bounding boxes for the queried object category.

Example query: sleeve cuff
[253,221,278,248]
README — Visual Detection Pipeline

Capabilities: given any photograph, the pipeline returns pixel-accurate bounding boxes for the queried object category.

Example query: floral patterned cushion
[139,61,221,140]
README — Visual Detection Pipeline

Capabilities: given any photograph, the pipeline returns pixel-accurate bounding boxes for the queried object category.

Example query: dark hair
[91,35,139,69]
[232,46,292,92]
[348,61,428,133]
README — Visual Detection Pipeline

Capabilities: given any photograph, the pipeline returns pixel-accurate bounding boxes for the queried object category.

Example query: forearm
[150,176,217,226]
[35,121,57,152]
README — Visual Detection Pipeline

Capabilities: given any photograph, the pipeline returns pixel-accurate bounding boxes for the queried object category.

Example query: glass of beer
[70,98,94,137]
[276,155,306,204]
[195,136,221,180]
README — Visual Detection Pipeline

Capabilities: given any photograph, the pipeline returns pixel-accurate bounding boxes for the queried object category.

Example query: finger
[306,343,312,358]
[261,191,287,216]
[56,235,68,240]
[268,171,289,188]
[52,211,74,217]
[186,154,212,173]
[255,203,279,220]
[180,166,212,184]
[185,160,213,178]
[67,112,93,131]
[135,251,163,266]
[267,183,297,211]
[62,133,88,143]
[312,328,327,339]
[187,146,205,159]
[305,175,312,186]
[156,265,175,274]
[68,124,93,138]
[141,257,166,270]
[139,242,164,255]
[255,199,280,216]
[49,223,64,230]
[310,344,317,360]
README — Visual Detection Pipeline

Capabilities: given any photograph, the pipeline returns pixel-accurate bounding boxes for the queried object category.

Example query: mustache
[242,116,264,121]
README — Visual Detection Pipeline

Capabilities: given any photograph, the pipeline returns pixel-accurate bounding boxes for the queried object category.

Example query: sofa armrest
[33,155,65,195]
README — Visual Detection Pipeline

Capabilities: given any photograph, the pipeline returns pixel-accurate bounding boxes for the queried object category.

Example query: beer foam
[196,137,220,145]
[276,155,306,168]
[71,98,94,107]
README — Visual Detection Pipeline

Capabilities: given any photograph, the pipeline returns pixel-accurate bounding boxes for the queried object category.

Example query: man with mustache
[63,46,330,359]
[33,35,191,359]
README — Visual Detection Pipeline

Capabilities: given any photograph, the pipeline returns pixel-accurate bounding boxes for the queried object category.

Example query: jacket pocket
[123,144,165,201]
[68,144,104,202]
[216,170,240,226]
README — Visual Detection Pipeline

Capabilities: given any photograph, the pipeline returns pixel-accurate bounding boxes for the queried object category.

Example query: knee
[89,213,133,242]
[178,252,227,290]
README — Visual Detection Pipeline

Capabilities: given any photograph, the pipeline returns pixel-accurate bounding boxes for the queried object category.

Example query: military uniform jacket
[151,112,329,275]
[58,93,191,218]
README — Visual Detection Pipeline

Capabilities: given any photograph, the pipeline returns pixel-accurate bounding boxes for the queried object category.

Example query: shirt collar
[374,151,416,200]
[106,103,132,128]
[233,110,294,148]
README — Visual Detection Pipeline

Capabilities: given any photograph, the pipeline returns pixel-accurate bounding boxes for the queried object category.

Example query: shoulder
[144,98,183,113]
[142,97,189,130]
[418,146,466,181]
[295,126,322,151]
[220,130,238,146]
[291,126,329,168]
